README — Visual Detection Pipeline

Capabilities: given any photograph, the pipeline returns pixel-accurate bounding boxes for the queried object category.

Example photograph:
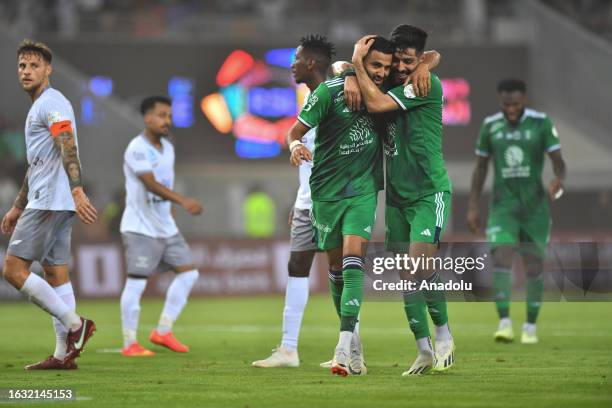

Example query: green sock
[339,256,364,332]
[328,269,343,318]
[526,274,544,324]
[493,268,512,319]
[423,272,448,326]
[403,290,430,339]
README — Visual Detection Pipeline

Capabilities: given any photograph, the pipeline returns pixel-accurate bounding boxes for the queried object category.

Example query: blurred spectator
[243,185,276,238]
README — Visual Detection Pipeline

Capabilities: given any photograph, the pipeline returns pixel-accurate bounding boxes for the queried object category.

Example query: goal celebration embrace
[1,3,610,408]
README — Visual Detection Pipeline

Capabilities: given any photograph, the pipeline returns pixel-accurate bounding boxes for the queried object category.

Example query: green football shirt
[475,109,561,211]
[384,73,452,206]
[298,77,383,201]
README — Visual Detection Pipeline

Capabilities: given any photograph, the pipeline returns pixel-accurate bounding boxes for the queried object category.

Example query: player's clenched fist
[181,197,203,216]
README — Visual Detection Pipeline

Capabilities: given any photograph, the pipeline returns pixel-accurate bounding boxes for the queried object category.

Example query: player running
[467,79,566,344]
[252,35,335,368]
[288,36,395,377]
[1,40,98,370]
[351,25,455,376]
[119,96,203,357]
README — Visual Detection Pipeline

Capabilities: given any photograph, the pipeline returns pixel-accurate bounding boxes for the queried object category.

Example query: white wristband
[289,140,303,152]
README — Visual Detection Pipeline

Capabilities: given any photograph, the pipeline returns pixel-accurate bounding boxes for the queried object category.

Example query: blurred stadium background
[0,0,611,300]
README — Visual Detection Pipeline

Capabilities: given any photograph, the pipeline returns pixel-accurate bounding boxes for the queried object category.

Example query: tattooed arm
[53,125,98,224]
[1,169,29,235]
[13,169,29,210]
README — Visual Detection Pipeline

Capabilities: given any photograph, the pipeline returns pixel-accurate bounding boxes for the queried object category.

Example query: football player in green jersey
[352,25,454,376]
[467,79,566,344]
[287,36,394,377]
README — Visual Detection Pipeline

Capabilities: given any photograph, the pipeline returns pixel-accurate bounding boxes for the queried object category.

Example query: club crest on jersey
[404,84,416,99]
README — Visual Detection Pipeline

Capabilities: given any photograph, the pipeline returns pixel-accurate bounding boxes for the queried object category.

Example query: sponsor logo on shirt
[47,111,63,123]
[502,145,530,178]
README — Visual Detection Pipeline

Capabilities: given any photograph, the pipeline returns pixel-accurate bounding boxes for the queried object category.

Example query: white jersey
[120,134,178,238]
[24,87,77,211]
[293,92,317,210]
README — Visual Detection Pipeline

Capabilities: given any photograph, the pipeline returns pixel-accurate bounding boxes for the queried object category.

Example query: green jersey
[384,73,452,206]
[298,77,383,201]
[475,109,561,211]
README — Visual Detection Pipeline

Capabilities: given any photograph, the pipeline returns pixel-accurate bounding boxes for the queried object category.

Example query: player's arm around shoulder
[289,83,330,166]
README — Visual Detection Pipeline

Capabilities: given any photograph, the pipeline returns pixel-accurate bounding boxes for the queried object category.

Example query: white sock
[157,270,199,334]
[499,317,512,328]
[52,282,76,360]
[435,323,452,341]
[416,336,434,357]
[336,331,353,353]
[523,322,536,335]
[20,273,80,330]
[280,277,309,352]
[120,277,147,348]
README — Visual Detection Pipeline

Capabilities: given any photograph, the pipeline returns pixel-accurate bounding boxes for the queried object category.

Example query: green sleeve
[386,75,442,111]
[297,83,331,129]
[475,121,491,157]
[542,116,561,153]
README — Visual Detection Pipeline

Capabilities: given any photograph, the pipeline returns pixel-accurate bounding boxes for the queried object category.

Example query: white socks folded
[52,282,76,360]
[281,277,309,352]
[20,273,81,332]
[157,270,199,335]
[120,277,147,347]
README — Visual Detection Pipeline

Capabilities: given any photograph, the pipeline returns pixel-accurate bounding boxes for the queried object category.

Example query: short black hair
[17,39,52,63]
[497,79,527,94]
[368,36,395,55]
[299,34,336,73]
[299,34,336,61]
[389,24,428,54]
[140,96,171,115]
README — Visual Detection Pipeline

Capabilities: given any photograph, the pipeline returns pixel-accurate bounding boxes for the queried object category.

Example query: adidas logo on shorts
[420,229,432,237]
[345,299,360,307]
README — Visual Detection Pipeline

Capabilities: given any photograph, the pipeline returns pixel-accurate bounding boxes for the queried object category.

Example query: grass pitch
[0,296,611,407]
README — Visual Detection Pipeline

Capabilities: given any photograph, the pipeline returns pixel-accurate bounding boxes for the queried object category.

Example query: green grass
[0,296,611,407]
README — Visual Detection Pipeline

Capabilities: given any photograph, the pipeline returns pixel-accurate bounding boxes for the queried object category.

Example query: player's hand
[467,207,481,233]
[406,63,431,97]
[72,188,98,225]
[352,35,377,64]
[331,61,351,77]
[288,207,294,226]
[344,76,362,111]
[181,197,203,216]
[1,206,23,235]
[548,178,564,201]
[290,145,312,167]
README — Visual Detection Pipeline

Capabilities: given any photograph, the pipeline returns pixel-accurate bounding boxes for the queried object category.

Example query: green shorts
[311,193,378,251]
[486,204,551,258]
[385,191,451,251]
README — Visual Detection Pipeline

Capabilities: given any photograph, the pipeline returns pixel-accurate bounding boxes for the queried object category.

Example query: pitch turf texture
[1,296,610,407]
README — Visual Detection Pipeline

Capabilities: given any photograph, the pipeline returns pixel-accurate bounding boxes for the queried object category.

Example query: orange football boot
[149,330,189,353]
[121,342,155,357]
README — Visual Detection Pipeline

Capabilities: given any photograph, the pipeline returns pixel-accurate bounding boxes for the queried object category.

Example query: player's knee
[492,247,513,268]
[288,253,310,278]
[2,256,25,284]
